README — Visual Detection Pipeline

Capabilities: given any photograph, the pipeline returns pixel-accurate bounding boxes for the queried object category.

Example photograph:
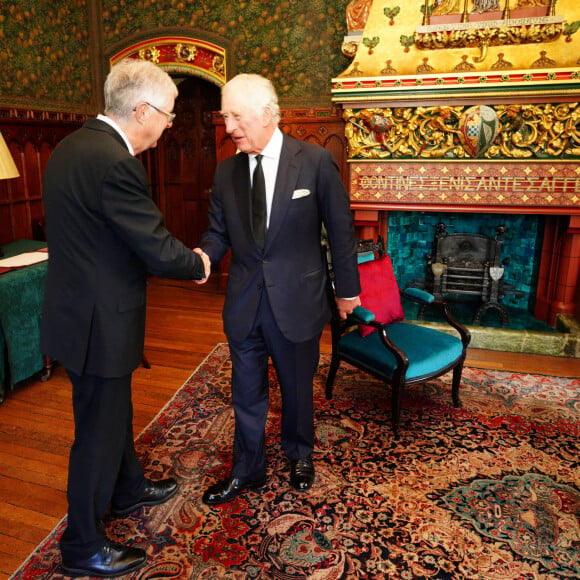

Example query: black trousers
[227,288,321,482]
[60,370,146,560]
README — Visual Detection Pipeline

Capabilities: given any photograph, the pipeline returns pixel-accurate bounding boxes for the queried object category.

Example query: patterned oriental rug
[12,344,580,580]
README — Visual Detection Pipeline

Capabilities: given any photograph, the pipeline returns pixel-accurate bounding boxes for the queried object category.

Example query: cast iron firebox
[411,223,523,326]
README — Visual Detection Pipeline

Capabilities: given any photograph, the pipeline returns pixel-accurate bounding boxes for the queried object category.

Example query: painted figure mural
[431,0,550,16]
[346,0,374,32]
[472,0,500,12]
[517,0,550,6]
[432,0,460,16]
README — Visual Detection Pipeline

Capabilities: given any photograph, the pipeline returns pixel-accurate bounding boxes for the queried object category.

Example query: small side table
[0,240,52,402]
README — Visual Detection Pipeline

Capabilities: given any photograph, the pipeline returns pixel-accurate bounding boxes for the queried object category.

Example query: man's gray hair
[104,59,178,121]
[222,74,281,125]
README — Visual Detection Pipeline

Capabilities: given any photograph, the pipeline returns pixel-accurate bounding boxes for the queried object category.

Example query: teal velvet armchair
[325,238,471,439]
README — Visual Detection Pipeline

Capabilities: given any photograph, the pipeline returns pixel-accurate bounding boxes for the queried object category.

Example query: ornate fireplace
[331,0,580,342]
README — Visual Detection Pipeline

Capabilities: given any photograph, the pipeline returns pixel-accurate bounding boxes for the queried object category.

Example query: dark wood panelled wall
[0,106,347,248]
[0,109,86,245]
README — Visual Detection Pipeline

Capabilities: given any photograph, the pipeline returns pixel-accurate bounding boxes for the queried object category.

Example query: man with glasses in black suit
[41,59,209,578]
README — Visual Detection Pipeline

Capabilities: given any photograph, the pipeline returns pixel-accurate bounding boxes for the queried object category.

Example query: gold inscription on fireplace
[358,175,579,194]
[350,162,580,208]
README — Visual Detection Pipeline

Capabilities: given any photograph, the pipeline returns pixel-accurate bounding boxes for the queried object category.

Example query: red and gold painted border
[110,36,227,87]
[349,160,580,214]
[332,68,580,102]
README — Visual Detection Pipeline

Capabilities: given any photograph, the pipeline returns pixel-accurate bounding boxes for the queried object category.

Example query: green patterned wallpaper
[103,0,350,104]
[0,0,350,111]
[0,1,94,110]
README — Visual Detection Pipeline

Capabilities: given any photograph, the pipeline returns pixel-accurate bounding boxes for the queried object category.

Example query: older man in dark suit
[199,74,361,506]
[41,59,209,578]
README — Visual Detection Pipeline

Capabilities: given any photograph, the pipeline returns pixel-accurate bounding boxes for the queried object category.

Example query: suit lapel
[266,136,301,248]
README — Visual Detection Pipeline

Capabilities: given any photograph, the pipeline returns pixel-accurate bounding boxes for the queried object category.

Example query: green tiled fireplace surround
[387,212,579,359]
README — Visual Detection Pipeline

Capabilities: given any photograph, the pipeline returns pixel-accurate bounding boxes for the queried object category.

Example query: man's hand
[193,248,210,284]
[335,296,361,320]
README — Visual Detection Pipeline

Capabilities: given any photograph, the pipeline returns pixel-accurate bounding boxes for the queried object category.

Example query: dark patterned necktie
[252,154,267,248]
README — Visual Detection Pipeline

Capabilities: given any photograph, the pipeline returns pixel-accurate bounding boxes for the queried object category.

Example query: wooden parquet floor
[0,277,577,578]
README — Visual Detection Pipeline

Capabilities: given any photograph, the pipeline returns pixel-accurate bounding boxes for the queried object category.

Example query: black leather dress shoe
[290,457,315,491]
[111,477,179,517]
[61,541,147,578]
[202,475,267,506]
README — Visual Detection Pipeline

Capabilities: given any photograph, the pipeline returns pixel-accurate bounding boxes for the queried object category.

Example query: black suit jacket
[201,133,360,343]
[41,118,204,378]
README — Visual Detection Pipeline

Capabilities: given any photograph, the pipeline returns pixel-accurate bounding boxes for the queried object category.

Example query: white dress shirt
[97,114,134,156]
[249,127,283,228]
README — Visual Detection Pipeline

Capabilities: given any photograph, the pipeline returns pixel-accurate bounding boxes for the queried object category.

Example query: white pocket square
[292,189,311,199]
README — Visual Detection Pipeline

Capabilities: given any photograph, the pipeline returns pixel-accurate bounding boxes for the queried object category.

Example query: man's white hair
[222,74,281,125]
[104,59,178,121]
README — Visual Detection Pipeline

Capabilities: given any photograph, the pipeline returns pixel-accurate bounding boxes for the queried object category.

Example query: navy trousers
[227,289,321,482]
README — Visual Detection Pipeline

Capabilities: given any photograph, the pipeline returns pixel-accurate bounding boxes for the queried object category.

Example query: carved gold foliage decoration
[344,103,580,159]
[138,46,160,63]
[344,106,466,158]
[490,102,580,158]
[211,55,225,76]
[175,43,198,62]
[415,21,564,62]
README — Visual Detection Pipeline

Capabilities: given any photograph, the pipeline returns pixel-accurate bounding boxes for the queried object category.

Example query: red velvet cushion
[358,255,404,337]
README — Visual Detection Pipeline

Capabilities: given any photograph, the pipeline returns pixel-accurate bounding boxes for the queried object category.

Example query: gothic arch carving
[106,28,233,88]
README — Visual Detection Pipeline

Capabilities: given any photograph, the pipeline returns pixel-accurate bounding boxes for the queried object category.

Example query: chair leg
[452,363,463,408]
[325,355,340,400]
[391,382,402,440]
[40,355,53,382]
[141,354,151,369]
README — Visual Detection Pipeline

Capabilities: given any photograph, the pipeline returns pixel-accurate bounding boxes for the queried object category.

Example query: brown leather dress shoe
[111,477,179,516]
[290,457,315,491]
[202,475,267,506]
[61,541,147,578]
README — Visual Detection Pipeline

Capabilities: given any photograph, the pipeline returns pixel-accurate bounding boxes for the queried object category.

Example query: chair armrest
[401,287,435,305]
[402,290,471,349]
[351,305,375,324]
[338,306,410,372]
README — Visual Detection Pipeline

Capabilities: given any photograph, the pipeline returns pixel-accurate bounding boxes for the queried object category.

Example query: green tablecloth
[0,240,48,390]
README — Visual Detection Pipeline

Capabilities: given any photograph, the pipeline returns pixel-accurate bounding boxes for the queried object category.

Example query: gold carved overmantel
[333,0,580,105]
[332,1,580,327]
[415,1,564,63]
[332,0,580,212]
[344,102,580,160]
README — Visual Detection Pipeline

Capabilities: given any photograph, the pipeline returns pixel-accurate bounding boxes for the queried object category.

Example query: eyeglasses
[144,101,176,123]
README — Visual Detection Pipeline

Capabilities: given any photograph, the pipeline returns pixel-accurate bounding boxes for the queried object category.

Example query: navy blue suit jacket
[201,133,360,343]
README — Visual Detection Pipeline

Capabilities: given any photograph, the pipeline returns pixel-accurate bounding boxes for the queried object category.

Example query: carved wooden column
[353,209,386,243]
[535,215,580,326]
[550,215,580,325]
